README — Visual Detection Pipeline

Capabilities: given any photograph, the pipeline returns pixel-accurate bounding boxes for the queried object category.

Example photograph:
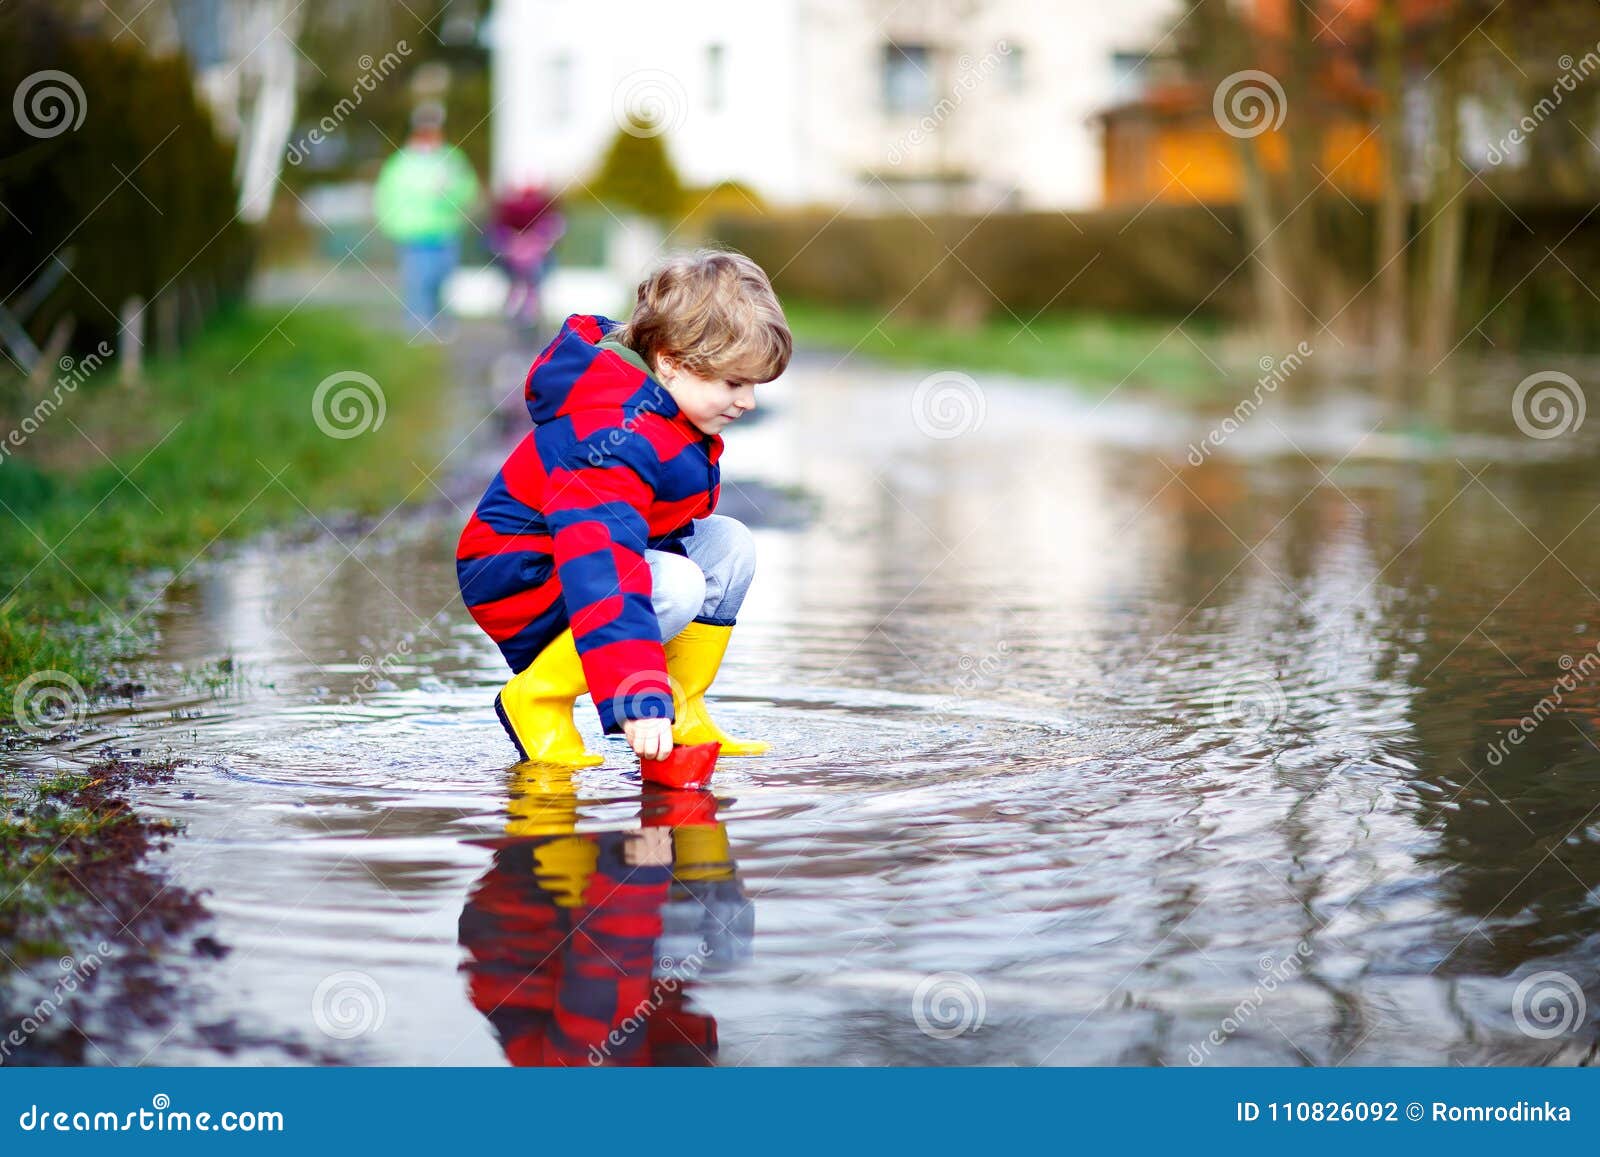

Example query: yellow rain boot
[505,764,580,838]
[662,622,769,756]
[505,764,596,907]
[533,837,599,908]
[494,629,604,768]
[673,822,735,883]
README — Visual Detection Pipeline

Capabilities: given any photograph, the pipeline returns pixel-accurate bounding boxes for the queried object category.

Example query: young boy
[456,249,791,765]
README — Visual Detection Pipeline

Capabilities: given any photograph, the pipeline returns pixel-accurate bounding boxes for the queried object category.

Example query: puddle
[10,350,1600,1065]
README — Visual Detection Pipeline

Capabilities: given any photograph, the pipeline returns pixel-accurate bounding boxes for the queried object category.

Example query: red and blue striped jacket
[459,834,716,1066]
[456,314,722,732]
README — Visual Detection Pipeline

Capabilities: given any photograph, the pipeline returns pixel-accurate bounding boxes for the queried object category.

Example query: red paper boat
[639,741,720,790]
[642,788,719,828]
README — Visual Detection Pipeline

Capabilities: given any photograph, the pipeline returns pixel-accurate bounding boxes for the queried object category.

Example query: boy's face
[655,358,758,436]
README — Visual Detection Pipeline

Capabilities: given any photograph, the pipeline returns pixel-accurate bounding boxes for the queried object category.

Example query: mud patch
[0,752,212,1064]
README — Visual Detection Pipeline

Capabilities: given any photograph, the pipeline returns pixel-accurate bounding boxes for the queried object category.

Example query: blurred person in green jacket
[374,103,481,339]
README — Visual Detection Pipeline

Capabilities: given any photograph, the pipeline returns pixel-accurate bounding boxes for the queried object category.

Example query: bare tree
[1372,0,1408,376]
[1185,0,1303,352]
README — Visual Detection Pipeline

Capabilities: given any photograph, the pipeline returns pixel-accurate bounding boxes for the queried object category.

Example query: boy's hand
[624,717,674,760]
[623,827,673,867]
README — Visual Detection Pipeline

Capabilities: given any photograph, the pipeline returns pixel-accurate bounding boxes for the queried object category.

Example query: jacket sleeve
[545,445,673,733]
[372,156,400,237]
[445,147,482,220]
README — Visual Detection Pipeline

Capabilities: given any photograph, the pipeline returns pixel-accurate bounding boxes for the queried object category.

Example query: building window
[882,42,932,115]
[707,43,725,113]
[548,53,573,123]
[1002,43,1024,92]
[1109,51,1147,104]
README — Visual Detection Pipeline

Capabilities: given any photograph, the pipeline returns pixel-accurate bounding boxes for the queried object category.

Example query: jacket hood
[523,313,685,428]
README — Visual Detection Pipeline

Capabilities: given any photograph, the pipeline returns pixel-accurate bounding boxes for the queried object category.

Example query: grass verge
[0,305,448,998]
[781,300,1229,399]
[0,757,200,966]
[0,305,449,713]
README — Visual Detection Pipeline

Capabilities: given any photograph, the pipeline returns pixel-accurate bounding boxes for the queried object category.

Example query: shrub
[712,199,1600,353]
[0,1,254,359]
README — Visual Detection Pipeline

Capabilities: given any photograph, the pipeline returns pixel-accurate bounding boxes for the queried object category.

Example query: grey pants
[647,515,757,640]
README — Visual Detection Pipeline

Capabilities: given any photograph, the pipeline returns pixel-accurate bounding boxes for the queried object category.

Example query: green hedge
[713,199,1600,354]
[714,205,1253,323]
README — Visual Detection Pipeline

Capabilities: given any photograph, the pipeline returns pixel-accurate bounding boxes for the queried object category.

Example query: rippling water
[23,341,1600,1065]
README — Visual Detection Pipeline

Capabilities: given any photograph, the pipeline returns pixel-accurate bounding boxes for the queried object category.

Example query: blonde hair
[615,249,791,384]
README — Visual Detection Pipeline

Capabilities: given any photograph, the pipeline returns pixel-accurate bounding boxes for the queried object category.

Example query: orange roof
[1246,0,1453,40]
[1098,67,1378,125]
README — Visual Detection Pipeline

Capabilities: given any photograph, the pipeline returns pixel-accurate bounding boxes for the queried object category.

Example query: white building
[490,0,1180,213]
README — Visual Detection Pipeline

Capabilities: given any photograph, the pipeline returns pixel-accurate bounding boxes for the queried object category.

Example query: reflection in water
[31,350,1600,1065]
[459,766,752,1066]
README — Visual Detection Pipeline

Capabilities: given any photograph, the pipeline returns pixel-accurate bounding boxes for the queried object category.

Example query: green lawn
[0,307,449,712]
[781,300,1228,399]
